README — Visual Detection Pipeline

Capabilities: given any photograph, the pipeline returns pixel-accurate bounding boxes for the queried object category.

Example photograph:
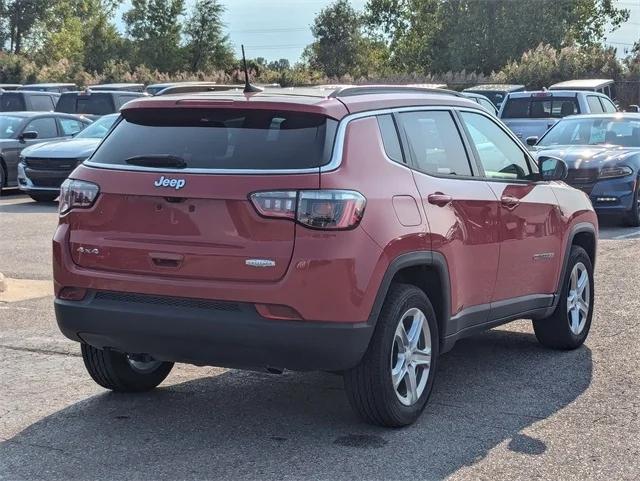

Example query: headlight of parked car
[599,165,633,179]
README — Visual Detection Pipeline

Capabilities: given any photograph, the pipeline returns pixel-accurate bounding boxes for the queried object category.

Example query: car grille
[565,168,599,195]
[24,157,79,171]
[94,291,242,312]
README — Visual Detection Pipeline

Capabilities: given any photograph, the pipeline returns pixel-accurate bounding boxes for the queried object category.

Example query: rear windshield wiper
[125,155,187,169]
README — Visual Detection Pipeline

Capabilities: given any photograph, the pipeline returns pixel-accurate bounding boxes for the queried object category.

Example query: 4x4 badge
[154,176,186,190]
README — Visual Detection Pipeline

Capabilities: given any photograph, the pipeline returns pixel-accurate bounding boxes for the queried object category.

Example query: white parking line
[612,230,640,240]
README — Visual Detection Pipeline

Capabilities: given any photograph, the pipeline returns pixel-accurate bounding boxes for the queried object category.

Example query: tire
[0,164,5,197]
[624,178,640,227]
[81,344,173,392]
[533,246,594,350]
[28,192,58,203]
[344,283,439,427]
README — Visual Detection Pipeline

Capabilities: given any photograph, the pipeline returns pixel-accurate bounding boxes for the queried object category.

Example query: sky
[117,0,638,63]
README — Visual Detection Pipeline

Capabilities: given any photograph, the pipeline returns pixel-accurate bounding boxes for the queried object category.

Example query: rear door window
[587,96,604,113]
[600,97,617,113]
[89,108,338,170]
[398,110,473,176]
[59,118,86,136]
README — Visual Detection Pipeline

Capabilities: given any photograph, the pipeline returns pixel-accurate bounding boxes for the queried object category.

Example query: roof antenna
[242,45,262,94]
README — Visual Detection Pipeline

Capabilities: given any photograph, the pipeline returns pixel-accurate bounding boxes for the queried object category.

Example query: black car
[55,90,146,119]
[0,91,60,112]
[0,112,91,196]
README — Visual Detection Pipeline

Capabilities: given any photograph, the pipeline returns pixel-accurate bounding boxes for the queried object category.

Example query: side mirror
[19,130,38,142]
[627,105,639,113]
[538,156,568,181]
[525,136,539,147]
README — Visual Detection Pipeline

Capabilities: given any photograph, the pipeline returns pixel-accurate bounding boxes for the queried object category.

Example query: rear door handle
[427,193,453,207]
[501,195,520,209]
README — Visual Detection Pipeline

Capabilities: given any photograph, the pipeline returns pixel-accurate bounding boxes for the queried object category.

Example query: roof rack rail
[329,85,463,98]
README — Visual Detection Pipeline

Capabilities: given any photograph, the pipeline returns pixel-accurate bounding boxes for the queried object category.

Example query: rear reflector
[58,287,88,301]
[255,303,302,321]
[249,190,366,230]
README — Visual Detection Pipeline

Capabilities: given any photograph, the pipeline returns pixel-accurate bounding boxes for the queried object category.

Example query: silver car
[499,90,618,143]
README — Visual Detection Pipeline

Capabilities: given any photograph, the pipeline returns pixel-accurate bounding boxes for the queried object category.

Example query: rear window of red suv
[88,108,338,170]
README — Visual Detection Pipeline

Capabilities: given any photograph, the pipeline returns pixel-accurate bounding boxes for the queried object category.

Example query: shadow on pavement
[0,328,592,481]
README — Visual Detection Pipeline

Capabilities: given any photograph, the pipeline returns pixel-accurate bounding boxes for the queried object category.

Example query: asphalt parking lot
[1,190,639,481]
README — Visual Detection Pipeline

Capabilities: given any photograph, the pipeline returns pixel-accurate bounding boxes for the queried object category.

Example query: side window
[59,118,85,136]
[461,112,532,180]
[398,110,473,177]
[30,95,54,111]
[479,98,496,113]
[587,96,604,113]
[115,95,138,109]
[377,114,403,163]
[25,117,59,139]
[600,98,617,113]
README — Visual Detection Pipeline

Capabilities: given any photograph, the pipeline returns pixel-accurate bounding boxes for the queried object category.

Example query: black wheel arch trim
[367,250,452,331]
[547,221,597,314]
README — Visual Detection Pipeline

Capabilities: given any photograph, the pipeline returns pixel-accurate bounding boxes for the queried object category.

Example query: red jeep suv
[53,86,598,427]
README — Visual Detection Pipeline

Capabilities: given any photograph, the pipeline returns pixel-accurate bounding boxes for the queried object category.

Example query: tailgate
[68,170,319,282]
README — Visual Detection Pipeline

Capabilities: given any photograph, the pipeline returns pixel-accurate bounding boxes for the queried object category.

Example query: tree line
[0,0,638,102]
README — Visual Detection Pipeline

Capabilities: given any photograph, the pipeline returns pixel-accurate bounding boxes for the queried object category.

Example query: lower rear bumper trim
[55,290,373,371]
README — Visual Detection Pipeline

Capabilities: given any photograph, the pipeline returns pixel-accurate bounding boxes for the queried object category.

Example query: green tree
[124,0,185,72]
[268,59,291,71]
[4,0,49,54]
[365,0,630,74]
[304,0,380,78]
[184,0,233,72]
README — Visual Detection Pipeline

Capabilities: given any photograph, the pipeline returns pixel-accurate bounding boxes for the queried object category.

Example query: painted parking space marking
[611,229,640,240]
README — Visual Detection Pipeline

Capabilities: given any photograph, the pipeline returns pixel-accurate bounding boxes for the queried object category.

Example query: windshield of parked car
[538,117,640,148]
[75,114,118,139]
[0,115,24,139]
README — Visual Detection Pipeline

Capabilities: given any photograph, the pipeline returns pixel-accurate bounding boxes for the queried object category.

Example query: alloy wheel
[127,355,163,374]
[567,262,590,335]
[390,308,432,406]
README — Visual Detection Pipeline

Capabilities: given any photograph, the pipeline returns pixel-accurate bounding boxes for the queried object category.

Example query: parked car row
[17,114,118,201]
[0,112,92,196]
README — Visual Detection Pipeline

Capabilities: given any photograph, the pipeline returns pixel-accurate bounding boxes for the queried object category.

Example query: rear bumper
[55,290,374,371]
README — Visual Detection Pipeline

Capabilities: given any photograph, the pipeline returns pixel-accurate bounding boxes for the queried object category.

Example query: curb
[0,273,5,293]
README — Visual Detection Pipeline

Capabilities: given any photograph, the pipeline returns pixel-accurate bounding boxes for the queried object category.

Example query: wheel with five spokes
[533,246,594,350]
[344,284,438,427]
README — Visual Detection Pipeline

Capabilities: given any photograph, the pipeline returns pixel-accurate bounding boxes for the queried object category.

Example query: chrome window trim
[83,104,487,175]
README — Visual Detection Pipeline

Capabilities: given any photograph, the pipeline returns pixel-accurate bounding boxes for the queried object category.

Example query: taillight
[59,179,99,215]
[249,190,366,230]
[249,191,297,219]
